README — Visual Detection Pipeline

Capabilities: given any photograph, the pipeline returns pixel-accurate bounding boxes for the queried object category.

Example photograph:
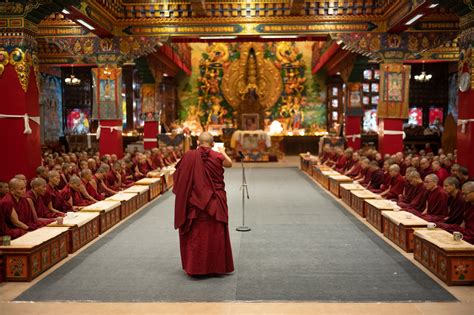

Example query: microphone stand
[236,152,251,232]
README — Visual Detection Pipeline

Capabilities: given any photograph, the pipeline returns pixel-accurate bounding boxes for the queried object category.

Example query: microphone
[238,151,245,158]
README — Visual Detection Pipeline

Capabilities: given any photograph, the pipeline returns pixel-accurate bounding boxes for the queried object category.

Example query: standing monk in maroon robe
[398,171,427,214]
[438,181,474,244]
[441,177,466,225]
[420,174,449,222]
[173,132,234,276]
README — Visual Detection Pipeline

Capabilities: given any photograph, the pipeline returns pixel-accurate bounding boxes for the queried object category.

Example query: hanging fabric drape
[96,124,123,139]
[0,113,40,134]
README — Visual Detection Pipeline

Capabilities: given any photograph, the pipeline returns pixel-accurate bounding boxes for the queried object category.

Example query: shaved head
[30,177,47,189]
[198,132,214,146]
[425,174,438,183]
[463,181,474,192]
[69,175,82,185]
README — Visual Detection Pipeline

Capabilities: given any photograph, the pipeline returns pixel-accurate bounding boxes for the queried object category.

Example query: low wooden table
[349,190,377,218]
[122,185,150,208]
[414,228,474,285]
[340,183,365,206]
[382,211,428,252]
[80,200,122,233]
[299,153,316,175]
[317,169,340,189]
[106,193,138,219]
[163,169,175,190]
[328,175,353,197]
[0,227,69,281]
[365,199,394,232]
[135,177,161,200]
[48,212,100,253]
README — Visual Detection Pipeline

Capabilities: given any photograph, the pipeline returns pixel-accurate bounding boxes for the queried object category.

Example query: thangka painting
[39,73,63,144]
[92,66,123,120]
[378,63,410,119]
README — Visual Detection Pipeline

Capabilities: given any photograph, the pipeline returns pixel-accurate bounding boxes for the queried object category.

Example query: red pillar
[99,120,123,158]
[457,90,474,176]
[0,62,41,181]
[378,118,404,155]
[143,121,158,150]
[345,116,361,150]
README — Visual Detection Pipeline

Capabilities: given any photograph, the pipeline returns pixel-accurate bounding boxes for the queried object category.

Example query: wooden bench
[349,190,377,218]
[122,185,150,208]
[365,199,395,232]
[106,193,138,219]
[48,212,100,253]
[339,183,365,206]
[328,174,353,198]
[0,227,70,282]
[135,177,161,200]
[414,228,474,285]
[80,200,122,233]
[382,211,428,252]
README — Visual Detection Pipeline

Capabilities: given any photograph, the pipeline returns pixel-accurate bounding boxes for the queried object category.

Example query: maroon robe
[419,167,433,180]
[435,168,450,187]
[1,193,50,230]
[334,155,347,172]
[61,185,94,207]
[368,169,384,190]
[444,191,467,225]
[399,182,427,214]
[26,190,61,219]
[173,146,234,276]
[399,182,415,204]
[399,163,407,176]
[46,184,72,212]
[0,201,27,239]
[346,162,362,178]
[360,168,373,187]
[384,174,405,200]
[320,152,333,164]
[421,186,449,222]
[58,173,69,190]
[83,179,104,201]
[439,202,474,244]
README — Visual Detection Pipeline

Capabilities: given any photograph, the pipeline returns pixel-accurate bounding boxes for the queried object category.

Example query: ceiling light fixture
[65,65,81,85]
[429,3,439,8]
[61,9,70,14]
[414,62,432,82]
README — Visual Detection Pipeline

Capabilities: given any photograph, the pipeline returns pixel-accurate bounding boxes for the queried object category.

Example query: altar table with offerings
[230,130,272,162]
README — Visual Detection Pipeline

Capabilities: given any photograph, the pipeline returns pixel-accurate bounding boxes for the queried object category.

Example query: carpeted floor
[15,168,456,302]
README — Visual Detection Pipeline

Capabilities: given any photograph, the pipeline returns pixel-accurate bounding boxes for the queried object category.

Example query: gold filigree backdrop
[221,42,282,112]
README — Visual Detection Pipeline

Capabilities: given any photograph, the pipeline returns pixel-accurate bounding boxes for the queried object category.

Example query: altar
[230,130,273,162]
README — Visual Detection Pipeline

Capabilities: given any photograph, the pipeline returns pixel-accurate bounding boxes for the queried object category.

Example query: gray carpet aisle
[16,168,455,302]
